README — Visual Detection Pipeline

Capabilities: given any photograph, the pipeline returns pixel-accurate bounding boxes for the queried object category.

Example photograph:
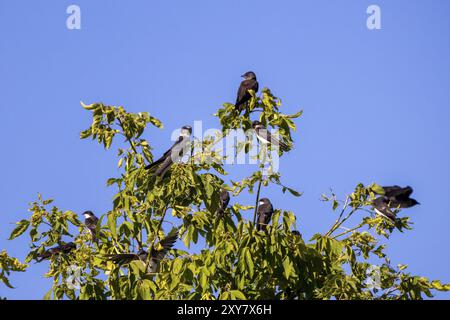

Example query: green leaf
[431,280,450,291]
[230,290,246,300]
[283,257,294,279]
[8,220,30,240]
[371,183,385,195]
[43,287,53,300]
[107,213,117,239]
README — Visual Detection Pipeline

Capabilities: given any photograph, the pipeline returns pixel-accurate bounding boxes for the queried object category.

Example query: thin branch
[325,196,350,237]
[331,224,364,240]
[144,206,168,272]
[117,117,138,154]
[252,175,263,225]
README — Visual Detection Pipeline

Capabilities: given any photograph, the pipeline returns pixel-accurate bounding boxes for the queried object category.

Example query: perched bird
[291,230,301,237]
[252,121,290,152]
[217,189,230,217]
[235,71,259,112]
[35,242,76,262]
[145,126,192,178]
[372,186,419,221]
[83,211,99,242]
[256,198,274,231]
[105,229,179,273]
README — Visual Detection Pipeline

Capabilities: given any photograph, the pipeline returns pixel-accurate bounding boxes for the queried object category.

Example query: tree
[5,88,450,300]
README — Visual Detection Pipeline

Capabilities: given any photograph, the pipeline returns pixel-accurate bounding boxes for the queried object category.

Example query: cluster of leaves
[0,250,27,289]
[5,89,450,300]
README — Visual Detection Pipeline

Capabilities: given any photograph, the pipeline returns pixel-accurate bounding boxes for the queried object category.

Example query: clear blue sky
[1,0,449,299]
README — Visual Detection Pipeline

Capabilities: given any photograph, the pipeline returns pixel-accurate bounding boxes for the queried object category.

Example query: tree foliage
[4,88,449,300]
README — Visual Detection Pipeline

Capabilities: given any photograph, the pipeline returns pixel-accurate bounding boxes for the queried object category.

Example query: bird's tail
[279,140,290,152]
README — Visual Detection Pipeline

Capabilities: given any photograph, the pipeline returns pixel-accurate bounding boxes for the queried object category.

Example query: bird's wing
[256,128,289,151]
[154,154,174,177]
[105,253,140,266]
[373,197,396,221]
[145,136,184,170]
[382,186,403,198]
[85,217,98,230]
[35,251,52,262]
[236,80,257,107]
[61,243,76,253]
[220,190,230,209]
[151,228,179,262]
[235,82,248,106]
[253,80,259,93]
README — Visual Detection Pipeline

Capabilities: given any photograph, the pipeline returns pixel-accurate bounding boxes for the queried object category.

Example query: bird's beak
[241,74,246,78]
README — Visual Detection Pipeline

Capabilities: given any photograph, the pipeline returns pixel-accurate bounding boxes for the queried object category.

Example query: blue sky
[1,0,449,299]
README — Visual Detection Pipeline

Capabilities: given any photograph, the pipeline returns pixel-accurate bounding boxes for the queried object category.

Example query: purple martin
[145,126,192,178]
[35,242,76,263]
[235,71,259,112]
[256,198,274,231]
[105,228,179,273]
[252,121,290,152]
[217,189,230,217]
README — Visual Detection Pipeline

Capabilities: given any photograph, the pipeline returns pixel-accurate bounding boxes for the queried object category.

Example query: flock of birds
[34,72,420,272]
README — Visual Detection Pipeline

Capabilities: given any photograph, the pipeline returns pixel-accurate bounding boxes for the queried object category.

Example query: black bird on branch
[145,126,192,178]
[256,198,274,231]
[235,71,259,112]
[372,186,420,221]
[35,242,76,263]
[83,211,100,242]
[252,121,290,152]
[217,189,230,217]
[105,228,179,273]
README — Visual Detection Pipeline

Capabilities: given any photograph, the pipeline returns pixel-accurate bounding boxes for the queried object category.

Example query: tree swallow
[252,121,290,152]
[83,211,99,242]
[35,242,76,263]
[105,228,179,273]
[145,125,192,178]
[372,185,419,221]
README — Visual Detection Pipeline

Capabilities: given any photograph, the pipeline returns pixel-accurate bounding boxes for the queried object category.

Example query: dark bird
[291,230,301,237]
[372,186,420,221]
[35,242,76,263]
[217,189,230,217]
[145,126,192,178]
[256,198,274,231]
[105,229,179,273]
[83,211,99,242]
[235,71,259,112]
[252,121,290,152]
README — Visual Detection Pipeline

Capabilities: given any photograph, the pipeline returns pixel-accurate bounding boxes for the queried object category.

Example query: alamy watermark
[367,5,382,30]
[365,265,382,290]
[167,121,284,177]
[66,5,81,30]
[65,265,82,290]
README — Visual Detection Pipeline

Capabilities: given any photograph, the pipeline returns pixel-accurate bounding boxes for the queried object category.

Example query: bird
[256,198,274,231]
[252,121,290,152]
[145,125,192,178]
[105,228,179,273]
[372,186,419,221]
[35,242,76,263]
[83,211,99,242]
[217,189,230,217]
[291,230,302,237]
[235,71,259,112]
